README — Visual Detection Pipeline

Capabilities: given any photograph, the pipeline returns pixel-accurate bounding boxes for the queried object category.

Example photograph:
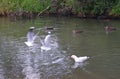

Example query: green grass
[0,0,120,17]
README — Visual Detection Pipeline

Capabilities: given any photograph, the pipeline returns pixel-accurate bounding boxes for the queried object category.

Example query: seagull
[40,32,52,51]
[25,27,38,46]
[71,55,89,63]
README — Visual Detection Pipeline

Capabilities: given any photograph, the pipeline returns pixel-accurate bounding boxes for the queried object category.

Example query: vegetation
[0,0,120,18]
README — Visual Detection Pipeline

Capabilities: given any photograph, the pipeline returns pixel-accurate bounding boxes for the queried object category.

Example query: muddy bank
[1,11,120,20]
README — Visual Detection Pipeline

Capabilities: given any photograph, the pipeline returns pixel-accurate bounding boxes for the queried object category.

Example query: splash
[40,32,58,51]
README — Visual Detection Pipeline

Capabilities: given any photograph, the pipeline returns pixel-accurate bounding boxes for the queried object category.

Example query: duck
[105,26,116,31]
[71,55,89,63]
[72,30,83,34]
[45,27,54,30]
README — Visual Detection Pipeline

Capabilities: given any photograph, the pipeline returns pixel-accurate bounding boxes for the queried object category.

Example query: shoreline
[0,11,120,20]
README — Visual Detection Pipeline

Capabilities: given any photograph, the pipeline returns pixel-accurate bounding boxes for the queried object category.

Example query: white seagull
[71,55,89,63]
[25,27,39,46]
[40,31,52,51]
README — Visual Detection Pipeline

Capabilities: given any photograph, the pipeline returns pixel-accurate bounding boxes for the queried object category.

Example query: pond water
[0,16,120,79]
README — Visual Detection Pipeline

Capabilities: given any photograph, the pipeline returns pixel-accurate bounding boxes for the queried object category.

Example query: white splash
[22,66,40,79]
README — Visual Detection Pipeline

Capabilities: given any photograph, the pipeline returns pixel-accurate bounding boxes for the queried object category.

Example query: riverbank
[0,0,120,19]
[1,12,120,20]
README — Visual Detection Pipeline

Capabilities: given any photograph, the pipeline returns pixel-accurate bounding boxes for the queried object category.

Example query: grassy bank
[0,0,120,18]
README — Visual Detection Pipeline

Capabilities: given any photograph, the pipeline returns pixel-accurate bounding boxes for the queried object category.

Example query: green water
[0,16,120,79]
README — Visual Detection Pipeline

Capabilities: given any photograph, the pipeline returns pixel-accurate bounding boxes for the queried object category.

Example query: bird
[72,30,83,34]
[45,27,54,30]
[71,55,89,63]
[40,31,52,51]
[105,26,116,31]
[24,27,35,46]
[25,26,39,46]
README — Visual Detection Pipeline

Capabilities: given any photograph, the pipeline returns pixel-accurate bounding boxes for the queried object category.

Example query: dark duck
[105,26,116,31]
[72,29,83,34]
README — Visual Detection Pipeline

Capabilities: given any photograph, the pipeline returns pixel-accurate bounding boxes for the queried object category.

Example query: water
[0,16,120,79]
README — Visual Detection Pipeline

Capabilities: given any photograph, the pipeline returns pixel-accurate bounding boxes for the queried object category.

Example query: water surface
[0,16,120,79]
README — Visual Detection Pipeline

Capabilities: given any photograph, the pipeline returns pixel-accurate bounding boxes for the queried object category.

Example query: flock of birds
[24,25,117,67]
[71,25,117,63]
[73,25,117,34]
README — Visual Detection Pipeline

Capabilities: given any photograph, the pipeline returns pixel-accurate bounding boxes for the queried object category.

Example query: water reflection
[1,17,120,79]
[0,39,5,79]
[0,60,4,79]
[15,30,72,79]
[71,62,88,69]
[22,52,40,79]
[17,45,41,79]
